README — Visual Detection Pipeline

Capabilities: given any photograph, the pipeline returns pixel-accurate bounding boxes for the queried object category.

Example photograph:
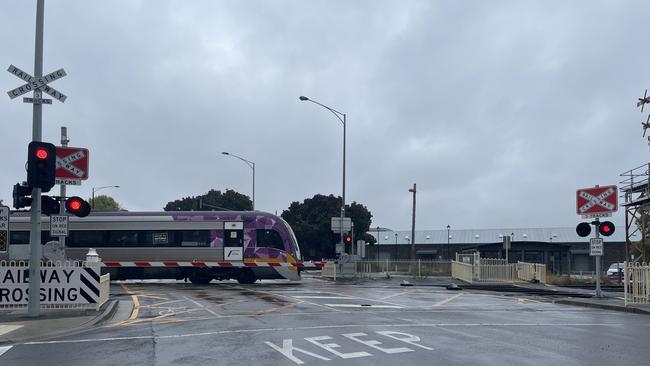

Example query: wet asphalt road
[1,276,649,365]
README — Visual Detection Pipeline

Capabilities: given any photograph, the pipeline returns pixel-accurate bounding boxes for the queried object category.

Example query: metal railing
[480,258,515,282]
[451,253,547,284]
[356,260,451,278]
[625,262,650,305]
[451,261,473,282]
[517,262,547,283]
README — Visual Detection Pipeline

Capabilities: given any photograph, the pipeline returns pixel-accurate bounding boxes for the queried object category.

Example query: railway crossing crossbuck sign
[55,146,89,183]
[576,185,618,218]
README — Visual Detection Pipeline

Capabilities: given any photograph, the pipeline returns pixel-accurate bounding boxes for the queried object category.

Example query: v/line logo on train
[3,210,304,284]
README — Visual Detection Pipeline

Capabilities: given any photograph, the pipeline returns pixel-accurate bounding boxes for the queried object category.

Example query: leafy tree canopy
[164,189,252,211]
[281,194,374,260]
[88,195,121,211]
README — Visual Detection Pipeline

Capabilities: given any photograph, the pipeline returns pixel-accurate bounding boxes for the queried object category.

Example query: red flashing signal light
[65,196,91,217]
[598,221,615,237]
[35,148,49,160]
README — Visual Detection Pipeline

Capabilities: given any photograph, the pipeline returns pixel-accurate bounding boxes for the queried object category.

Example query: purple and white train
[5,211,303,284]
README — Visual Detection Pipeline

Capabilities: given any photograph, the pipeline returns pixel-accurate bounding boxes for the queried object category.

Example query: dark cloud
[1,1,647,230]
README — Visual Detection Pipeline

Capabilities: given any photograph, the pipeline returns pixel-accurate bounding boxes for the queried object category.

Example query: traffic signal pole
[27,0,45,317]
[59,127,68,246]
[594,218,602,298]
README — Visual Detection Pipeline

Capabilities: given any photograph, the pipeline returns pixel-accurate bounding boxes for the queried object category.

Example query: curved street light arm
[304,99,345,125]
[222,152,254,170]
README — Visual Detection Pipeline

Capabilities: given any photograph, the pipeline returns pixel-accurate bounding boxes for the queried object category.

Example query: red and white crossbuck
[576,185,618,217]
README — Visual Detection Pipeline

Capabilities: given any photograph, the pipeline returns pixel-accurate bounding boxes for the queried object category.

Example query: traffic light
[12,182,32,209]
[65,196,91,217]
[598,221,615,236]
[343,233,352,245]
[41,196,60,216]
[27,141,56,192]
[576,222,591,237]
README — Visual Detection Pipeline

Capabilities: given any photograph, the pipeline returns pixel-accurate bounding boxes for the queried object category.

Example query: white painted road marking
[433,293,464,307]
[23,322,645,346]
[293,296,352,300]
[324,304,404,309]
[182,296,221,317]
[0,324,23,336]
[0,345,12,357]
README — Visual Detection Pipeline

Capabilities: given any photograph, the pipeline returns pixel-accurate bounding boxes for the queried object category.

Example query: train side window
[108,231,141,247]
[256,229,285,251]
[68,231,107,247]
[180,230,209,247]
[9,231,29,245]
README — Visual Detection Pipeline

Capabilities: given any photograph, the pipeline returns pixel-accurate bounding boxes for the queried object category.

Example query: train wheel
[236,269,257,284]
[189,270,212,285]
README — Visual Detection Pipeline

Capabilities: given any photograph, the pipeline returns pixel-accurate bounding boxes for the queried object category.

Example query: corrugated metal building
[367,227,632,274]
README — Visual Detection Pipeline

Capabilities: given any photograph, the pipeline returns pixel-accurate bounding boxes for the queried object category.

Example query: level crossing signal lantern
[65,196,91,217]
[598,221,615,236]
[343,233,352,245]
[12,183,32,209]
[576,221,615,237]
[27,141,56,192]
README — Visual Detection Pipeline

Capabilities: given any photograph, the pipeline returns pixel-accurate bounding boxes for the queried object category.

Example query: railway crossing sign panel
[55,147,89,181]
[6,64,67,103]
[576,185,618,218]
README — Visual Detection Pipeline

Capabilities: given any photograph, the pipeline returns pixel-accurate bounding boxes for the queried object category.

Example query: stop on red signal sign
[576,185,618,218]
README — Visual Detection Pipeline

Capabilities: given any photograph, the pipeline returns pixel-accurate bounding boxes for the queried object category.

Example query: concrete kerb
[552,299,650,315]
[0,299,120,345]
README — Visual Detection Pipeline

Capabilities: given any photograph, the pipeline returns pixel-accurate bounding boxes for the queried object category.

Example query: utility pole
[409,183,416,260]
[27,0,46,317]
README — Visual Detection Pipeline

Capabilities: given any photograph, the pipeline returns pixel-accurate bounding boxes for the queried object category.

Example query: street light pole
[221,152,255,210]
[91,185,120,209]
[394,233,398,260]
[299,96,347,252]
[409,183,416,260]
[447,225,451,260]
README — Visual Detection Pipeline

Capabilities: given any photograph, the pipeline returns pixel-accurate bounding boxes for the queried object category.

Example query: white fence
[0,260,108,311]
[517,262,547,284]
[625,262,650,305]
[356,260,451,278]
[451,261,473,283]
[451,253,547,284]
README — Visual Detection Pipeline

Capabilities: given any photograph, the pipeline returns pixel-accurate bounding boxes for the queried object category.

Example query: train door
[224,221,244,260]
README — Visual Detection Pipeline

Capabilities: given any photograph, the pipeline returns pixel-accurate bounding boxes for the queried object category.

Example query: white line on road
[293,296,353,299]
[23,322,643,346]
[0,325,23,336]
[0,345,13,357]
[182,296,221,317]
[324,304,405,309]
[379,290,415,300]
[433,293,464,307]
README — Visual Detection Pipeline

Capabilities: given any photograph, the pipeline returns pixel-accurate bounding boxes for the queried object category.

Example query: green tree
[164,189,252,211]
[89,195,121,211]
[281,194,373,260]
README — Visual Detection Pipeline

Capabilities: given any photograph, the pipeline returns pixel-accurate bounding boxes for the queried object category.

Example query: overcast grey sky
[1,0,647,231]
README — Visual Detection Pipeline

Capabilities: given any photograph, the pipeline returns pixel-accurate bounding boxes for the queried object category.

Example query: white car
[606,263,625,277]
